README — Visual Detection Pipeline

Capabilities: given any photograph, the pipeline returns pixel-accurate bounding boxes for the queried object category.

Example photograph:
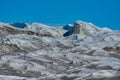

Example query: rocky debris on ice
[63,20,113,37]
[0,20,120,80]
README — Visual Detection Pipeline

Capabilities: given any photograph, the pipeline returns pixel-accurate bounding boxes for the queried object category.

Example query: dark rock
[63,24,73,30]
[10,23,27,28]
